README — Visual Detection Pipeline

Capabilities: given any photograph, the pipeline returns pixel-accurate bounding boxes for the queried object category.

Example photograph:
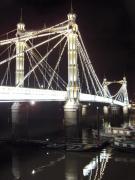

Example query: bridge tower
[64,13,80,126]
[11,19,28,139]
[15,20,26,86]
[103,78,110,98]
[102,78,110,118]
[122,77,129,105]
[122,77,129,114]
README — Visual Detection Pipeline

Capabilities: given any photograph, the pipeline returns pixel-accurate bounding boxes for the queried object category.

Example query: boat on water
[66,143,93,152]
[113,136,135,153]
[46,143,66,150]
[92,123,135,142]
[66,139,109,152]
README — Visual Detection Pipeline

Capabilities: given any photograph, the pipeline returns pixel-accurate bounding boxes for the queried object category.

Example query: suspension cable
[17,34,67,87]
[0,29,16,39]
[28,40,67,88]
[27,51,52,89]
[78,31,104,96]
[0,20,69,46]
[28,50,64,90]
[1,43,15,85]
[47,39,67,89]
[78,48,90,94]
[27,48,66,90]
[26,51,41,88]
[0,32,66,66]
[77,40,98,95]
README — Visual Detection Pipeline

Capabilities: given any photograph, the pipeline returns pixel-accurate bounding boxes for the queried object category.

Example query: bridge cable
[0,33,66,66]
[27,39,67,89]
[77,38,103,95]
[78,48,91,94]
[28,51,55,90]
[1,43,15,85]
[27,50,53,89]
[0,19,69,46]
[26,51,41,88]
[0,29,16,39]
[78,31,104,96]
[27,41,66,90]
[18,34,67,87]
[47,39,67,89]
[77,40,98,95]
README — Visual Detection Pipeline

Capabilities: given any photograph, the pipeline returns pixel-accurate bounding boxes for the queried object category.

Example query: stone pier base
[11,102,28,139]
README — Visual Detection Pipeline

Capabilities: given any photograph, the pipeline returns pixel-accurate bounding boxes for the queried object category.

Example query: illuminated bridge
[0,12,129,110]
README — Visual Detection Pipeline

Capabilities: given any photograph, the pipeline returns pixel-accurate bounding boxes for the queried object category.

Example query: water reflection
[11,147,66,180]
[12,150,20,180]
[31,152,65,175]
[1,143,135,179]
[83,149,111,180]
[114,153,135,163]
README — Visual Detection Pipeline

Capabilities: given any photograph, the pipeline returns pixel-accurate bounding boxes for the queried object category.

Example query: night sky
[0,0,135,99]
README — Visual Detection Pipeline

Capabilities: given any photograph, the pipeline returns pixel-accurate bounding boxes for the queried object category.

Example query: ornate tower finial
[17,8,25,36]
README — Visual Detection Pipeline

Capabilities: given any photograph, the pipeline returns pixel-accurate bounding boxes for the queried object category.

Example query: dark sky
[0,0,135,99]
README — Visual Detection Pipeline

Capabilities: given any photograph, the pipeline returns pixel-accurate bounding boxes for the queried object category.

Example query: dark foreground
[0,142,135,180]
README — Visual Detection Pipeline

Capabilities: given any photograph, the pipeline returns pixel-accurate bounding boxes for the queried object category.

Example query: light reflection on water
[83,149,112,179]
[31,152,65,175]
[0,101,133,179]
[0,120,135,180]
[0,143,135,180]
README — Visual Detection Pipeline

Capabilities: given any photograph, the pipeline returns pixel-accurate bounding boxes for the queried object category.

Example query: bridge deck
[0,86,126,106]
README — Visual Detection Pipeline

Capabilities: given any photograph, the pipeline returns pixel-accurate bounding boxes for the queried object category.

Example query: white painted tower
[64,13,80,110]
[11,19,27,139]
[64,13,80,126]
[15,21,26,86]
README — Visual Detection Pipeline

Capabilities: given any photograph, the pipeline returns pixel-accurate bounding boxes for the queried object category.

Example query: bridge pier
[122,105,129,126]
[64,100,80,126]
[123,106,129,115]
[81,104,88,118]
[11,102,28,139]
[103,105,110,127]
[103,106,109,115]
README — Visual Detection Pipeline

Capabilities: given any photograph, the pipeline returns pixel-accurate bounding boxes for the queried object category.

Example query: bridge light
[128,104,131,109]
[31,169,36,175]
[103,106,109,114]
[41,84,43,88]
[123,106,128,114]
[30,101,35,105]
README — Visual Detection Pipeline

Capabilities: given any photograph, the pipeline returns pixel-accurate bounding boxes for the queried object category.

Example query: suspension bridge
[0,12,129,110]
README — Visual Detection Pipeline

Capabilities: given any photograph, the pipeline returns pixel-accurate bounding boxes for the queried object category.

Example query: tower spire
[20,8,23,22]
[70,0,73,13]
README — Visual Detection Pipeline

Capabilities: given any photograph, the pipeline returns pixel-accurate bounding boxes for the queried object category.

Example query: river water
[0,144,135,180]
[0,102,134,180]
